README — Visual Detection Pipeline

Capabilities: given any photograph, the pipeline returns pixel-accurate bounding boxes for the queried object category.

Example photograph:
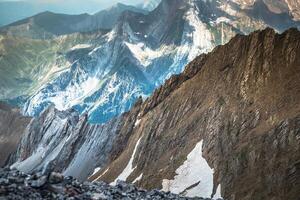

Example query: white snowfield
[162,140,222,199]
[111,137,142,185]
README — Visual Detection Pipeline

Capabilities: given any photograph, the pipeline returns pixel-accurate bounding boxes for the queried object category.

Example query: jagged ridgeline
[1,0,300,124]
[4,28,300,200]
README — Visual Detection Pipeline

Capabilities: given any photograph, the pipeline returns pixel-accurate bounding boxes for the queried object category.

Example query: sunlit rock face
[90,28,300,200]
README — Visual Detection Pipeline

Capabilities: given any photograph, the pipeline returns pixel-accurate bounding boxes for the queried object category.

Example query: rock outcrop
[89,28,300,200]
[0,168,211,200]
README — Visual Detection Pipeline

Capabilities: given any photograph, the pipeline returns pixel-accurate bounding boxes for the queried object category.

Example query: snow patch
[162,140,221,199]
[215,17,231,25]
[50,76,100,111]
[134,119,141,127]
[111,137,142,185]
[91,167,101,176]
[125,42,163,67]
[106,30,117,42]
[184,5,213,61]
[70,44,91,51]
[213,184,223,199]
[132,173,143,184]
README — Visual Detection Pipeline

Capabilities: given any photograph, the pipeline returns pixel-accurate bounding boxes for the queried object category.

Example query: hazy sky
[0,0,147,14]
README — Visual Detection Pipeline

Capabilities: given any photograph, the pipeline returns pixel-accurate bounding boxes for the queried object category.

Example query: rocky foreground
[0,168,213,200]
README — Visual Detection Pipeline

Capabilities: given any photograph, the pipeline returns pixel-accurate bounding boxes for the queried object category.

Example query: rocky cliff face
[86,28,300,200]
[8,101,142,182]
[0,102,31,166]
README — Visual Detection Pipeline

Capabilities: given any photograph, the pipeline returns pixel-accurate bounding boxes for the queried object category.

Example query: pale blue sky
[0,0,147,14]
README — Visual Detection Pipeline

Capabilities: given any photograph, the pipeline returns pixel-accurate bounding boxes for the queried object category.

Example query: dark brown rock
[0,102,31,167]
[93,28,300,200]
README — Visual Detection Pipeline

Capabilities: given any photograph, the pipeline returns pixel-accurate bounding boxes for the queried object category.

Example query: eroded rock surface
[91,28,300,200]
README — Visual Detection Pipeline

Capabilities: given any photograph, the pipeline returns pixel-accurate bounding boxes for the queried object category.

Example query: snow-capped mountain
[138,0,161,11]
[20,0,300,124]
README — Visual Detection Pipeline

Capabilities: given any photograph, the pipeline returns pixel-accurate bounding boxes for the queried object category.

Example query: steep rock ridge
[0,4,147,39]
[9,100,142,182]
[90,28,300,200]
[20,0,298,124]
[0,102,31,166]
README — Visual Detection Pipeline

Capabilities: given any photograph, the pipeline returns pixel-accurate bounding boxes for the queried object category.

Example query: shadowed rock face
[89,28,300,200]
[0,102,31,166]
[8,102,142,182]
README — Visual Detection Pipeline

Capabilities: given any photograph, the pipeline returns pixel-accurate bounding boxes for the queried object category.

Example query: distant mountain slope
[0,3,147,39]
[19,0,300,124]
[94,3,148,29]
[0,30,108,100]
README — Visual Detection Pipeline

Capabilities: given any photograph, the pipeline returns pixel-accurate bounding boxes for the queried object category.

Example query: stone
[28,175,47,188]
[49,172,64,184]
